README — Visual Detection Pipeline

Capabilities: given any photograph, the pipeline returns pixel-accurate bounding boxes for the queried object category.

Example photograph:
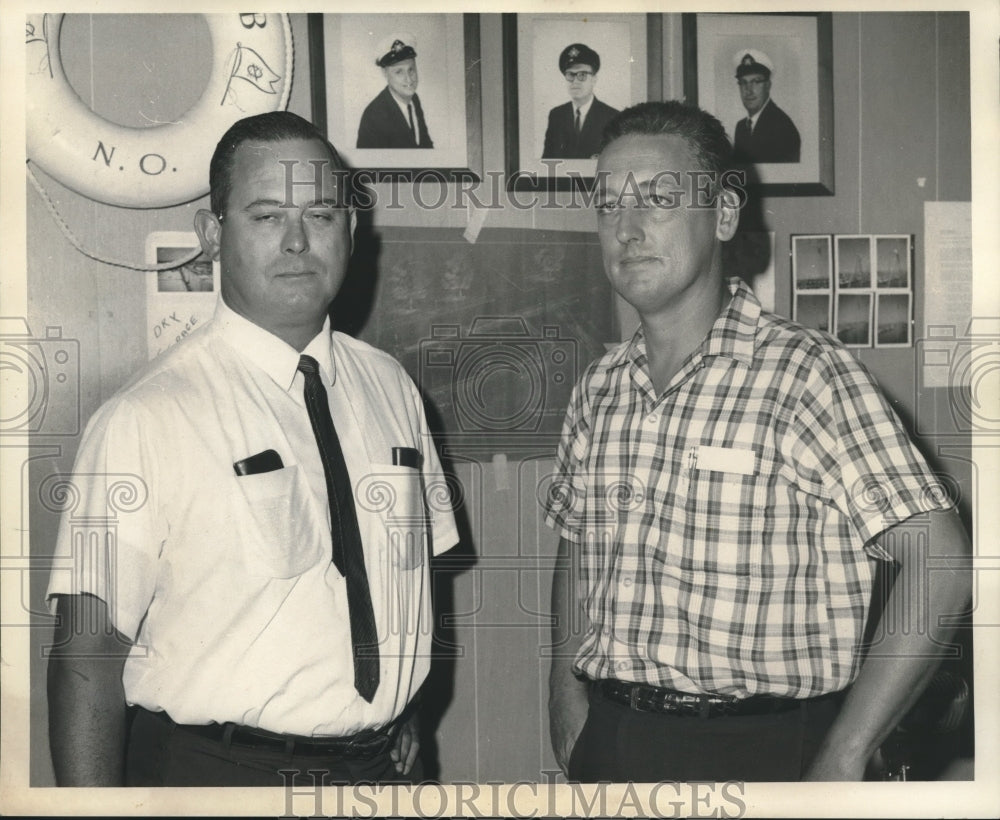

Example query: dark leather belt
[144,707,397,758]
[594,679,833,719]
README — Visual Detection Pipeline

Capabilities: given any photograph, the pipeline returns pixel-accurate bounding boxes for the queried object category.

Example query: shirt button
[617,660,630,671]
[622,576,633,588]
[646,414,659,424]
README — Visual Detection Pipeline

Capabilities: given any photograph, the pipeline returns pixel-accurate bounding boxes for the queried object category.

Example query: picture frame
[308,13,483,183]
[876,234,912,289]
[818,233,914,348]
[683,12,834,196]
[874,234,913,347]
[836,292,873,348]
[795,293,832,335]
[876,292,912,347]
[792,234,833,291]
[836,234,873,289]
[502,13,659,192]
[791,234,833,334]
[145,232,220,361]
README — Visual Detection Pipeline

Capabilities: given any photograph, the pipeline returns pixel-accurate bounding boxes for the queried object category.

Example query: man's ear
[194,209,222,260]
[349,208,357,253]
[715,187,741,242]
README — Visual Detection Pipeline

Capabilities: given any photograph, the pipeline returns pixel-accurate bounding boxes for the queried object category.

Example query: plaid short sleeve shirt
[543,278,949,698]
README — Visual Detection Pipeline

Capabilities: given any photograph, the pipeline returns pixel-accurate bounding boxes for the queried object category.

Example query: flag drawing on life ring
[26,13,293,209]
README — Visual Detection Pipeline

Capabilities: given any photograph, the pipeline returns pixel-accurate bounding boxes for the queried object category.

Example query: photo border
[308,13,483,183]
[875,233,913,290]
[144,231,220,361]
[875,291,913,348]
[683,11,834,196]
[502,12,660,193]
[835,290,874,348]
[836,234,874,290]
[792,233,834,334]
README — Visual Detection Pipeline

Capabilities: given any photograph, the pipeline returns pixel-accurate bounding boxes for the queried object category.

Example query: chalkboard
[336,226,615,459]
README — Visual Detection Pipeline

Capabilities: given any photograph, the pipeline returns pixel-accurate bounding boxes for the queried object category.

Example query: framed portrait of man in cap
[683,12,834,195]
[309,13,482,181]
[502,13,656,190]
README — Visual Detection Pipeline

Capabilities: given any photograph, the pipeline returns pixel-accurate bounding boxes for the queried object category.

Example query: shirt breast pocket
[232,466,324,578]
[677,444,778,576]
[357,465,427,571]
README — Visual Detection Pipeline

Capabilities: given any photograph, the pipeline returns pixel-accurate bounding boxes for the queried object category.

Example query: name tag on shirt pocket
[692,445,757,477]
[357,465,427,570]
[234,465,323,578]
[678,445,767,576]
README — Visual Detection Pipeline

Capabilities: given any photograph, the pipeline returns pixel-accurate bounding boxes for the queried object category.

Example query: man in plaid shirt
[544,100,972,782]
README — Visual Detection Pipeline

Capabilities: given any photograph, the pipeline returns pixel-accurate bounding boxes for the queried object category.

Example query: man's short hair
[209,111,351,217]
[600,100,736,194]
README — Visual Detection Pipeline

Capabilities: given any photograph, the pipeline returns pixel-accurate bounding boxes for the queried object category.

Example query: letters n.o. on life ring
[26,13,293,209]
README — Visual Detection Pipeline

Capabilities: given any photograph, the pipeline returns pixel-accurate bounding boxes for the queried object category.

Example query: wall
[26,12,971,785]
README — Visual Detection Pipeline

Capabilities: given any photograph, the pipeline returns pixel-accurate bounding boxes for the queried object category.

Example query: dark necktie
[574,107,582,133]
[298,354,380,702]
[407,103,418,146]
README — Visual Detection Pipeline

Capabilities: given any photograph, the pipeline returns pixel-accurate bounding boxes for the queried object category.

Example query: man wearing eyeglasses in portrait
[733,50,801,164]
[542,43,619,160]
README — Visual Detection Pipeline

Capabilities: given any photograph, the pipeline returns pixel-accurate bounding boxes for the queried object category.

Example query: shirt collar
[702,277,761,366]
[213,298,335,392]
[748,97,771,128]
[575,96,595,120]
[390,91,415,120]
[611,276,761,372]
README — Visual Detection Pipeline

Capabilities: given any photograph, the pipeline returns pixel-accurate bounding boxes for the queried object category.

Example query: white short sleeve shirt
[46,299,459,736]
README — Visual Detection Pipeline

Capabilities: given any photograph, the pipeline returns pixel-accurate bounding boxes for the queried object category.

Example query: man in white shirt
[46,111,458,786]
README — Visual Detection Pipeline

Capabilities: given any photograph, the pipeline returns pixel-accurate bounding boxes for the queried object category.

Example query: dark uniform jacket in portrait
[734,99,801,164]
[357,87,433,149]
[542,97,619,160]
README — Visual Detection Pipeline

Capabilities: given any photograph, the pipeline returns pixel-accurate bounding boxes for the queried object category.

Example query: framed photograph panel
[836,235,873,289]
[792,234,833,334]
[810,233,915,348]
[792,234,832,291]
[503,13,655,191]
[145,232,220,361]
[836,292,873,348]
[874,234,913,347]
[683,12,833,196]
[309,13,482,181]
[876,234,912,289]
[876,293,912,347]
[796,294,831,335]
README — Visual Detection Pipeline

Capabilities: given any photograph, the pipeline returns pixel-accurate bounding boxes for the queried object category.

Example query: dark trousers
[125,707,421,787]
[568,686,842,782]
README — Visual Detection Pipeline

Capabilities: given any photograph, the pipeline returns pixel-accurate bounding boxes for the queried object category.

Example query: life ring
[26,13,293,209]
